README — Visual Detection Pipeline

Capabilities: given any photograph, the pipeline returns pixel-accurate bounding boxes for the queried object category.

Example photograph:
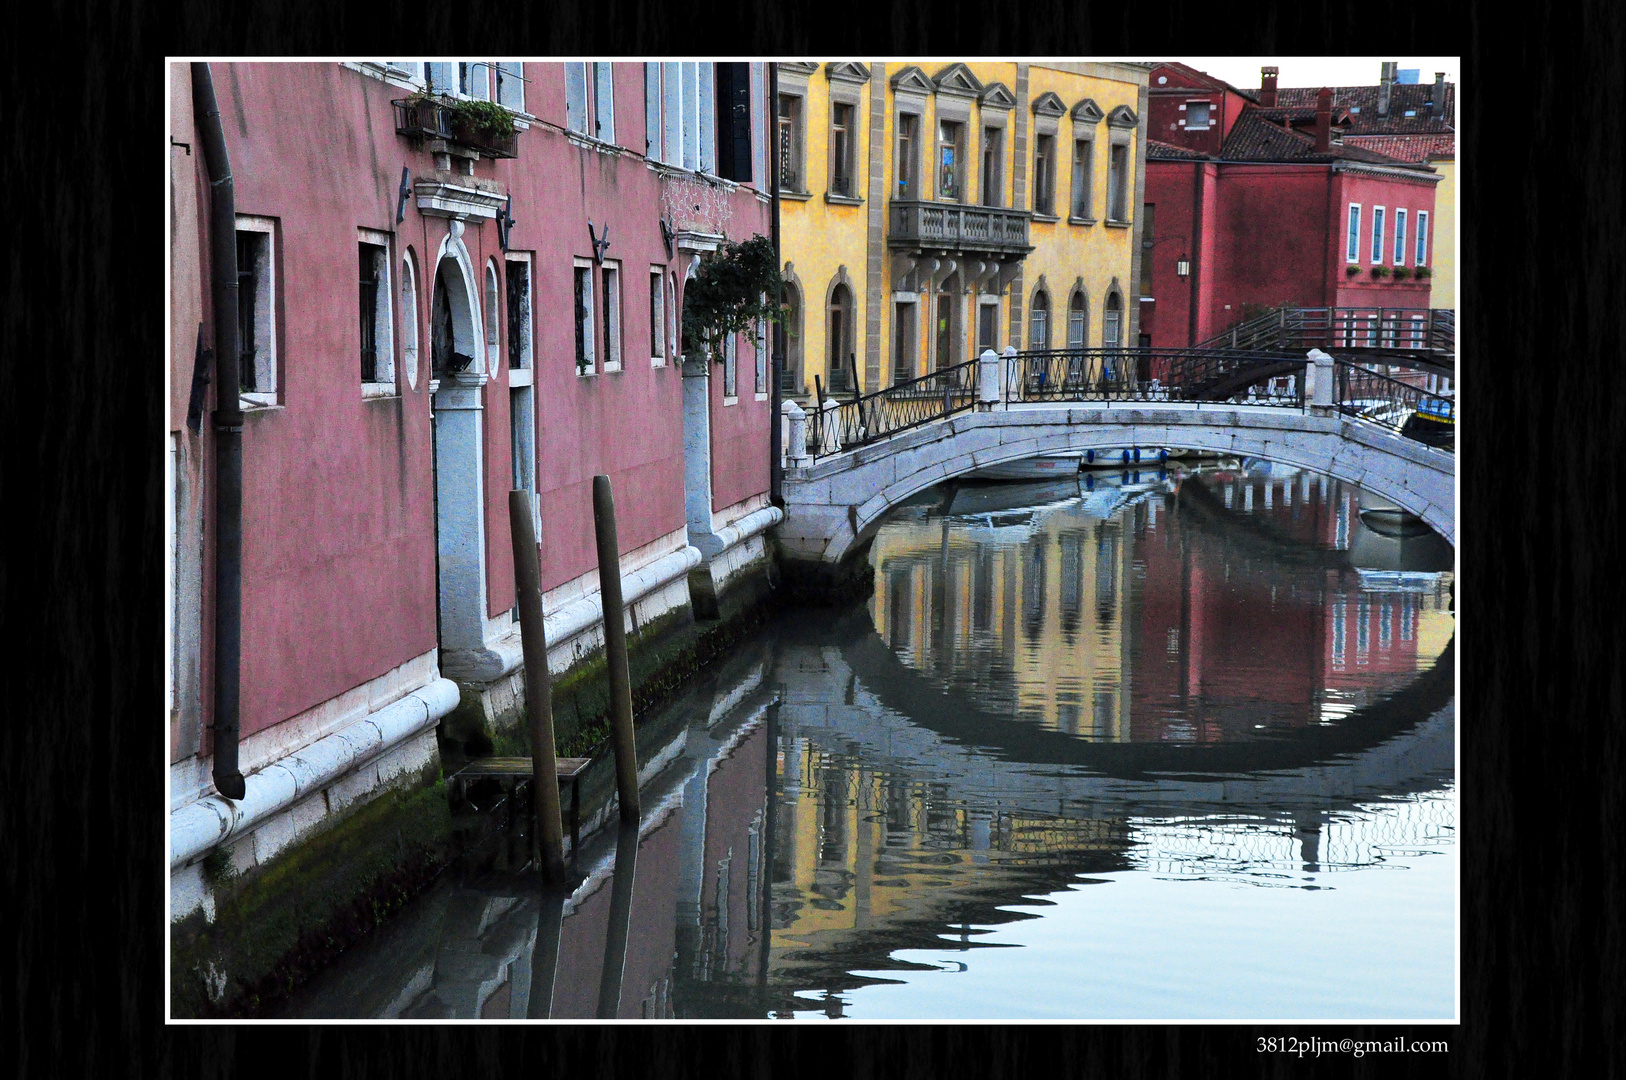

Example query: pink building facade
[168,61,778,935]
[1139,63,1442,351]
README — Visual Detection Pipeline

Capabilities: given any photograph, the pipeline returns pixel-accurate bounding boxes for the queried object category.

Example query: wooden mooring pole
[592,475,640,822]
[508,489,567,884]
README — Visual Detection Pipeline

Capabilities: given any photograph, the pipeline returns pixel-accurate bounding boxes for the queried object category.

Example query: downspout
[768,61,784,508]
[191,63,247,800]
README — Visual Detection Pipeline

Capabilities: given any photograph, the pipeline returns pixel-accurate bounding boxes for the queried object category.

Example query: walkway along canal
[273,459,1456,1020]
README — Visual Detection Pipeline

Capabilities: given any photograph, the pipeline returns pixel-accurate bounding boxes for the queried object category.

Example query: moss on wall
[170,764,451,1018]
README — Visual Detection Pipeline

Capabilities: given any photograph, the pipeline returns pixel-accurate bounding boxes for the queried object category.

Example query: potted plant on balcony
[448,99,518,157]
[1391,266,1411,281]
[1413,266,1432,280]
[1369,265,1390,280]
[1345,264,1362,277]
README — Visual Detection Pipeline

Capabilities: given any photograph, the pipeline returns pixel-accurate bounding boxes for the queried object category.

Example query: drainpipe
[192,62,246,801]
[769,61,784,508]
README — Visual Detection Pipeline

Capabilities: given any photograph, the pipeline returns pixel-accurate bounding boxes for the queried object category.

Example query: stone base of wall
[773,535,877,608]
[169,739,449,1018]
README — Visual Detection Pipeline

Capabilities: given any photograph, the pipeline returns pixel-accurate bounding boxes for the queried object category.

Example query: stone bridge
[777,400,1455,566]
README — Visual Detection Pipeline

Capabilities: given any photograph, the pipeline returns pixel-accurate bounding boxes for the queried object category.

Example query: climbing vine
[680,234,782,362]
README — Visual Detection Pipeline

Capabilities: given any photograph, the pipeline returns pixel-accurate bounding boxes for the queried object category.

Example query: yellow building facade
[1427,155,1455,311]
[776,62,1149,401]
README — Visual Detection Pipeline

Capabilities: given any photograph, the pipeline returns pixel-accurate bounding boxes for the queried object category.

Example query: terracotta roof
[1216,111,1436,170]
[1147,139,1209,160]
[1259,83,1454,134]
[1148,62,1260,102]
[1343,133,1455,163]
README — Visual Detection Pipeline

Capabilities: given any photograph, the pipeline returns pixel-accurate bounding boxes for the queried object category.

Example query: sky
[1170,57,1460,93]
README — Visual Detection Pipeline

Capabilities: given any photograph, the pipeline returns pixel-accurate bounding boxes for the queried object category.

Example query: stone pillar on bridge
[977,349,1001,411]
[1001,346,1019,408]
[1308,349,1335,416]
[784,400,812,468]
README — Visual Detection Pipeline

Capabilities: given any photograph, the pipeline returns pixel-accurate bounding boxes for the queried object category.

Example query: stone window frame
[649,265,666,367]
[506,250,539,535]
[977,294,1002,354]
[1069,98,1104,225]
[776,64,818,199]
[1028,276,1051,351]
[825,267,858,394]
[573,256,597,376]
[931,65,980,206]
[1182,98,1213,131]
[1370,205,1387,264]
[565,62,617,145]
[1030,92,1067,222]
[1415,210,1429,266]
[977,83,1013,209]
[644,62,720,171]
[721,327,739,402]
[1347,203,1363,262]
[600,258,624,373]
[754,313,770,400]
[824,63,869,206]
[930,270,964,372]
[1393,207,1408,266]
[234,215,279,409]
[358,228,396,397]
[399,248,421,393]
[890,66,934,203]
[483,257,503,385]
[1104,105,1137,227]
[1067,280,1090,350]
[778,262,807,396]
[892,295,919,384]
[1103,282,1125,348]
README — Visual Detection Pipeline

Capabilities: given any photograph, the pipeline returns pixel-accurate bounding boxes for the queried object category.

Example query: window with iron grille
[1068,291,1087,349]
[1030,290,1050,350]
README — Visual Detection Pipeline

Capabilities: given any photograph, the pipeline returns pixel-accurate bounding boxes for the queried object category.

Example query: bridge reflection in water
[279,463,1454,1020]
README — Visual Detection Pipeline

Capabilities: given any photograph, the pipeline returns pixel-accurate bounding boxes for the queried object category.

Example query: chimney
[1260,65,1278,107]
[1378,61,1397,117]
[1315,88,1333,152]
[1432,72,1447,119]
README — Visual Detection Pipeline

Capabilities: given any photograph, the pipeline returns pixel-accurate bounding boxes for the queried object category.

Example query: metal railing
[1006,347,1305,407]
[807,359,979,460]
[1337,363,1454,450]
[392,98,519,159]
[1199,307,1454,357]
[887,200,1032,255]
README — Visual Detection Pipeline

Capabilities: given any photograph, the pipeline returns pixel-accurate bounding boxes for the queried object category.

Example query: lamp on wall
[1176,254,1191,279]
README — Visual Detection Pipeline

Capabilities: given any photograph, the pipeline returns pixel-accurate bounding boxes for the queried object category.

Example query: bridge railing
[1336,361,1454,451]
[1199,307,1455,356]
[807,357,980,460]
[1006,347,1305,407]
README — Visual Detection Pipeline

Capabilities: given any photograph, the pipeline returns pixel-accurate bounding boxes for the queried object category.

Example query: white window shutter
[566,63,588,133]
[594,63,615,142]
[682,62,699,171]
[645,63,662,158]
[662,63,683,165]
[497,63,524,111]
[698,63,715,174]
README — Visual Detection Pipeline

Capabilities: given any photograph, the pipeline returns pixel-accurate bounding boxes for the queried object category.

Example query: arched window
[1103,290,1123,349]
[1067,290,1088,350]
[400,251,419,391]
[1029,290,1050,351]
[778,280,803,394]
[484,261,501,368]
[827,282,854,394]
[431,265,453,378]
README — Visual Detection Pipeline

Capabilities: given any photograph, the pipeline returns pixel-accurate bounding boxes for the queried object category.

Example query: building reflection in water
[867,464,1454,744]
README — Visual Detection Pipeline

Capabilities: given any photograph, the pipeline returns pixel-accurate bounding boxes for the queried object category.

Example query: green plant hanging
[679,234,782,361]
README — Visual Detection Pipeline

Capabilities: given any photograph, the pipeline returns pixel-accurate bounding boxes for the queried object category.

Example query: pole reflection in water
[277,462,1454,1021]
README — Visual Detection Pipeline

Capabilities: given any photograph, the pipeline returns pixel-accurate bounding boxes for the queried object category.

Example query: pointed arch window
[1029,290,1050,351]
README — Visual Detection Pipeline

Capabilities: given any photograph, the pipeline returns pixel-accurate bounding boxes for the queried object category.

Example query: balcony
[887,200,1032,258]
[392,97,518,160]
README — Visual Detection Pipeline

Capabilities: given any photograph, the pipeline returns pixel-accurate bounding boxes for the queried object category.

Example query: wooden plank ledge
[455,756,591,779]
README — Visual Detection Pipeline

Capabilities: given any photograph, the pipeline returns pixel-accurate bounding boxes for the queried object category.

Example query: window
[722,331,738,398]
[754,317,768,395]
[510,384,536,509]
[978,299,999,354]
[573,260,596,374]
[1415,211,1429,266]
[827,283,854,393]
[1030,290,1050,350]
[980,126,1003,207]
[358,236,394,392]
[667,272,678,363]
[234,217,276,405]
[506,256,532,373]
[600,261,622,372]
[1032,134,1055,216]
[1139,203,1155,298]
[484,261,500,370]
[1068,291,1087,349]
[430,264,452,379]
[777,93,805,190]
[400,252,420,391]
[1071,138,1094,220]
[779,282,803,393]
[1394,209,1408,265]
[566,62,615,142]
[938,120,964,201]
[496,63,525,111]
[1107,143,1130,222]
[893,301,917,383]
[713,63,755,183]
[1185,100,1211,130]
[1371,206,1386,263]
[934,274,959,369]
[649,267,665,365]
[896,113,919,199]
[830,102,857,197]
[1347,204,1362,262]
[1103,292,1123,348]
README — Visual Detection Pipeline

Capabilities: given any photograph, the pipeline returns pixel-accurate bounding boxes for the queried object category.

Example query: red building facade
[1140,64,1442,350]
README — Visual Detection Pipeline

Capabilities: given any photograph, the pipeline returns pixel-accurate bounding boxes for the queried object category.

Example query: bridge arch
[777,405,1454,565]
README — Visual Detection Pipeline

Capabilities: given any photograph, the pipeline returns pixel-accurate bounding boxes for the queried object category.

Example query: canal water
[276,459,1456,1021]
